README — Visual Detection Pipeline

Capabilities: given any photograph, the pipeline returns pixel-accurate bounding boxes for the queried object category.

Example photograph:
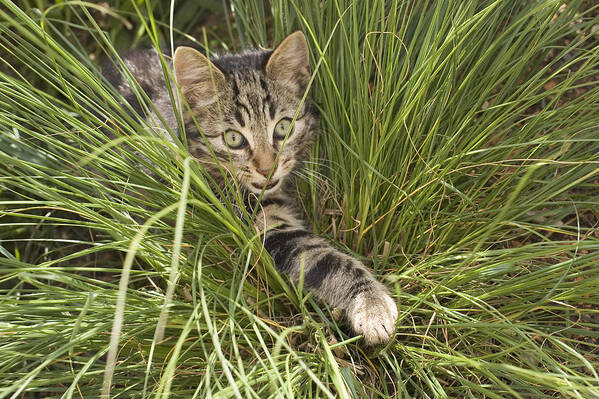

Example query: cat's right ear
[174,46,225,107]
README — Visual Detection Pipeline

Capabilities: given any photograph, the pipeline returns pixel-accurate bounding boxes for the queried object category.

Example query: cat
[103,31,398,344]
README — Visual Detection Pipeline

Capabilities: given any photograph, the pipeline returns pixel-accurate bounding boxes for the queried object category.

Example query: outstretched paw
[346,290,398,345]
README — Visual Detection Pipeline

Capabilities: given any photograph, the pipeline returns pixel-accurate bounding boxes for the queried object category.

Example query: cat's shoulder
[101,48,168,91]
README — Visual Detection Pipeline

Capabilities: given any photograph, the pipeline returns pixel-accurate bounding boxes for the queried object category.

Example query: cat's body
[104,32,398,344]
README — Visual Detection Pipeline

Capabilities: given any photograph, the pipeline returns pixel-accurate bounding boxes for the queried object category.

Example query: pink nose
[257,164,277,177]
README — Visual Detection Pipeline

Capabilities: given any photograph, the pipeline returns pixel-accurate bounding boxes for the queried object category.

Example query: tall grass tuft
[1,0,598,397]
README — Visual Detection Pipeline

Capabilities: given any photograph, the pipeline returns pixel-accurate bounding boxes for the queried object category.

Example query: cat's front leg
[257,200,398,344]
[340,260,399,345]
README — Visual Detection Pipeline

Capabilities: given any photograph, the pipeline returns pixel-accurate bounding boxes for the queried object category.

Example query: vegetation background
[1,0,598,397]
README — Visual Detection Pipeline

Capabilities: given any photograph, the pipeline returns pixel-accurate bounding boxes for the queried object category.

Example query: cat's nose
[253,152,278,177]
[256,163,278,177]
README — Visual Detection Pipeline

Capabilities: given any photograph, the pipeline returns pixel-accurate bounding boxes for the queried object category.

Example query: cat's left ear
[174,46,225,107]
[265,31,310,93]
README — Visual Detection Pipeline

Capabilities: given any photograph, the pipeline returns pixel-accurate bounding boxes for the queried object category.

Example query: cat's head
[173,31,317,196]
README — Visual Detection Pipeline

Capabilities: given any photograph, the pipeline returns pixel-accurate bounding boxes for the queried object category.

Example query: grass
[1,0,599,397]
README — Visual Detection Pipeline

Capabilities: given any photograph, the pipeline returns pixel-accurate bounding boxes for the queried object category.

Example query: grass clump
[1,0,599,397]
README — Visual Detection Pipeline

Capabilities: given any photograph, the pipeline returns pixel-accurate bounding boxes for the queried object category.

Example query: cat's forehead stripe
[231,78,240,96]
[234,110,245,127]
[267,96,276,120]
[235,98,250,119]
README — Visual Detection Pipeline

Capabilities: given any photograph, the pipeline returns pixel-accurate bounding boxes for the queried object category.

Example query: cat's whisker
[292,168,334,189]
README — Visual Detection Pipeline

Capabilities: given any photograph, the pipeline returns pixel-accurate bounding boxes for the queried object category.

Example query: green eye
[273,118,293,140]
[223,130,247,149]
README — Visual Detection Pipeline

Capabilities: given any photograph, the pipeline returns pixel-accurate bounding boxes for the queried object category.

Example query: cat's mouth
[251,179,279,191]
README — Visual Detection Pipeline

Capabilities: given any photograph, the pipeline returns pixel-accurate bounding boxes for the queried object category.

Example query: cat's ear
[174,46,225,107]
[265,31,310,92]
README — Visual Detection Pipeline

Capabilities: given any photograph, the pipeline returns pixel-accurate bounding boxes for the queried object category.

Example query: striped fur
[250,192,397,344]
[105,32,398,344]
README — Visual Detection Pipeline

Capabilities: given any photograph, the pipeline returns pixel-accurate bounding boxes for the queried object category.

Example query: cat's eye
[273,118,294,140]
[223,130,247,149]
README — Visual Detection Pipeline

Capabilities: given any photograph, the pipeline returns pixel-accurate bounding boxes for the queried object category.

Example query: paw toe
[347,291,398,345]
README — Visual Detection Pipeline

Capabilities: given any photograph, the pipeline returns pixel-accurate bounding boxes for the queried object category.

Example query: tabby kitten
[106,32,398,344]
